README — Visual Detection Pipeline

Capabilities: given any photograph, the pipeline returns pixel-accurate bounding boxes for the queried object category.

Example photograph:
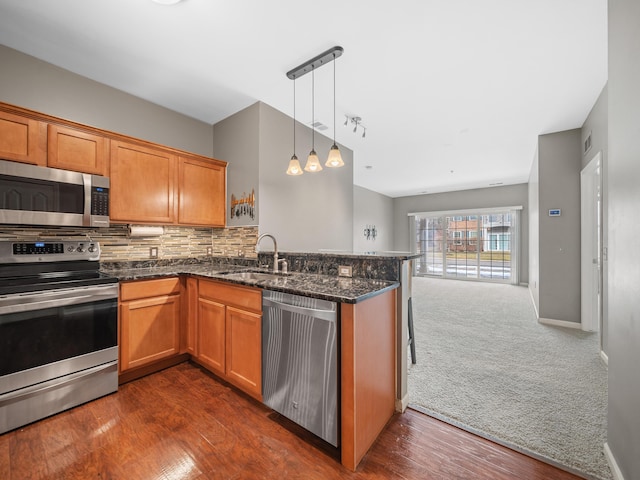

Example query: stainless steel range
[0,240,119,434]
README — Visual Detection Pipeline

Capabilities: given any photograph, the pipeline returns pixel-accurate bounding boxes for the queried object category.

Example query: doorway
[580,152,602,338]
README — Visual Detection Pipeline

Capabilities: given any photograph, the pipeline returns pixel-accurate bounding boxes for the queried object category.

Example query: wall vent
[584,132,592,154]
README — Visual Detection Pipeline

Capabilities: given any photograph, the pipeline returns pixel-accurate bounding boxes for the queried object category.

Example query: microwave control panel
[91,186,109,216]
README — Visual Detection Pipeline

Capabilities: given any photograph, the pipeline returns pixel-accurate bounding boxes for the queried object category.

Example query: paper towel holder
[128,225,165,237]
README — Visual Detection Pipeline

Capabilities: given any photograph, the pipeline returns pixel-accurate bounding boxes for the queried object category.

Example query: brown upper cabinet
[0,102,227,227]
[0,109,47,166]
[47,124,109,176]
[178,156,226,227]
[110,140,177,224]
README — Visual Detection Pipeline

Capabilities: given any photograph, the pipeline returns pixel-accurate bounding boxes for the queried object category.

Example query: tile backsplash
[0,225,259,261]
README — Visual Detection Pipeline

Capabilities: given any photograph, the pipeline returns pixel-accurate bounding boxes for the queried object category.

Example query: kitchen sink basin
[218,270,289,282]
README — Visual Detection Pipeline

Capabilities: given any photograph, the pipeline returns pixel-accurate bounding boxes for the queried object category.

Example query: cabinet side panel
[341,289,396,470]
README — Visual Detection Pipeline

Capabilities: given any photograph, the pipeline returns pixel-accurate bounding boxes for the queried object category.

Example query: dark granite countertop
[101,262,398,304]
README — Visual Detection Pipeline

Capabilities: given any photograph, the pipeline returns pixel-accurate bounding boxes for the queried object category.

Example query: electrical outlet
[206,246,213,256]
[149,247,158,259]
[338,265,352,277]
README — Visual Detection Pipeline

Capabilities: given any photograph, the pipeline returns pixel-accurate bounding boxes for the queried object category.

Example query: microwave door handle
[83,173,92,227]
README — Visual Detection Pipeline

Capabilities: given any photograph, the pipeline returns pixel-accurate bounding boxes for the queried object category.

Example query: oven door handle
[0,284,118,315]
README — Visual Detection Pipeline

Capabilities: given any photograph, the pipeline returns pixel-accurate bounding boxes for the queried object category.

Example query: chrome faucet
[256,233,280,273]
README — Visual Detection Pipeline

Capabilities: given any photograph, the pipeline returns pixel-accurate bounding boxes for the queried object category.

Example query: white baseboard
[604,442,625,480]
[395,394,410,413]
[600,350,609,366]
[538,317,582,329]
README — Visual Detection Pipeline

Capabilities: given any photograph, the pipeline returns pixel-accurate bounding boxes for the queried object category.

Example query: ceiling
[0,0,607,198]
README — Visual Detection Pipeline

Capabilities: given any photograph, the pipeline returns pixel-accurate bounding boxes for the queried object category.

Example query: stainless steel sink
[218,270,288,282]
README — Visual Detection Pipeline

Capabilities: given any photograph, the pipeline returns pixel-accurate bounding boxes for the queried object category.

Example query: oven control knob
[76,245,84,253]
[67,246,75,252]
[88,246,96,253]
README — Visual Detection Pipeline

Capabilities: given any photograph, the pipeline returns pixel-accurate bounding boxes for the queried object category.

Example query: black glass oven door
[0,284,118,378]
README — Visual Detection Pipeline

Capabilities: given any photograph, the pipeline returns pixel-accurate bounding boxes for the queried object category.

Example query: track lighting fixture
[344,116,367,138]
[285,46,344,175]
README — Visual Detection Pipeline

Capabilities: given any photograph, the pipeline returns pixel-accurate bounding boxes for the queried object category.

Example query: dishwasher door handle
[263,297,337,322]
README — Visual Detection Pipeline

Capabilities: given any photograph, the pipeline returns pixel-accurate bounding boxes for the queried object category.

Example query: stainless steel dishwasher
[262,290,339,447]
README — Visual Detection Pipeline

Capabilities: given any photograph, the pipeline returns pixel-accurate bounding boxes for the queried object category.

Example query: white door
[580,152,602,333]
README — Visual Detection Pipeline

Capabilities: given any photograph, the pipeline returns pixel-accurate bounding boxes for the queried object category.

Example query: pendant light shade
[304,69,323,172]
[326,52,344,168]
[304,150,322,172]
[286,154,303,175]
[326,144,344,167]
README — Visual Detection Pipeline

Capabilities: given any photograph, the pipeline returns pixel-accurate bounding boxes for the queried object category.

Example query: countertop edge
[105,267,399,304]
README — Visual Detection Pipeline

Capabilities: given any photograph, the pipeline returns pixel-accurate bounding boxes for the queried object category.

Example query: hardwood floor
[0,362,583,480]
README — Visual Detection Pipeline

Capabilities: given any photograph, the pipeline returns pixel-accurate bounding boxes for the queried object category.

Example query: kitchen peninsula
[103,251,410,470]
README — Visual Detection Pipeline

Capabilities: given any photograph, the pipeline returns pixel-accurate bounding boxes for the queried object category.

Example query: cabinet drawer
[199,280,262,313]
[120,277,181,301]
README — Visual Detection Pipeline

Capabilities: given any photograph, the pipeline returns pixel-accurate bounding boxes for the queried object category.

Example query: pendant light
[304,68,322,173]
[285,46,343,176]
[286,78,303,175]
[326,52,344,168]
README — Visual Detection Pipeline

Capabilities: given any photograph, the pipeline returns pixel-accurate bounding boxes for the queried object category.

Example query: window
[412,208,520,283]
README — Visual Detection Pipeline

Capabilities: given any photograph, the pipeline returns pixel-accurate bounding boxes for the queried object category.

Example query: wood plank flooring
[0,362,583,480]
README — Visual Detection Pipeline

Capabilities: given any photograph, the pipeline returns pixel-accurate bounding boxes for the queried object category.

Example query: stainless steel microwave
[0,160,109,227]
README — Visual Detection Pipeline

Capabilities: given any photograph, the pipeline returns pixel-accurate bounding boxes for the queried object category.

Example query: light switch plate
[338,265,352,277]
[149,247,158,259]
[206,246,213,256]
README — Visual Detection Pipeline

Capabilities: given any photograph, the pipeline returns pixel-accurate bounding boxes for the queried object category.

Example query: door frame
[580,152,602,334]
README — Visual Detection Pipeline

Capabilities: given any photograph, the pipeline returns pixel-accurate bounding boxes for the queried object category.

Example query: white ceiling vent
[311,121,329,131]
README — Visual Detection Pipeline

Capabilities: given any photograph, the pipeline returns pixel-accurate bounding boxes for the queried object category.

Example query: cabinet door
[198,297,226,376]
[178,157,226,227]
[0,110,46,166]
[120,294,181,371]
[47,124,108,175]
[226,306,262,399]
[183,277,198,356]
[110,140,176,224]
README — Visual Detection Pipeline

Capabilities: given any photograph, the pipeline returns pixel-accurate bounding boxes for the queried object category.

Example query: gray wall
[607,0,640,477]
[212,103,260,227]
[392,184,529,284]
[536,129,582,324]
[0,45,213,156]
[353,186,394,252]
[581,85,608,354]
[258,102,354,252]
[213,101,354,253]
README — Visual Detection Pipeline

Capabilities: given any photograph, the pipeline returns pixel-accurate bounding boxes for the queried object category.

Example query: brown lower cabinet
[194,279,263,401]
[119,277,182,373]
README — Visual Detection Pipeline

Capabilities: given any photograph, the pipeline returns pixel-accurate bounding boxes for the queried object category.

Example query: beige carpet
[407,276,611,480]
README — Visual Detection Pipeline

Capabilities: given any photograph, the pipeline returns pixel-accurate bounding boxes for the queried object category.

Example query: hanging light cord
[333,53,336,145]
[311,68,315,150]
[293,78,296,153]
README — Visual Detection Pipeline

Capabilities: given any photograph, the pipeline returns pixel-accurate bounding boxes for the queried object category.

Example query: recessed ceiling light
[151,0,183,5]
